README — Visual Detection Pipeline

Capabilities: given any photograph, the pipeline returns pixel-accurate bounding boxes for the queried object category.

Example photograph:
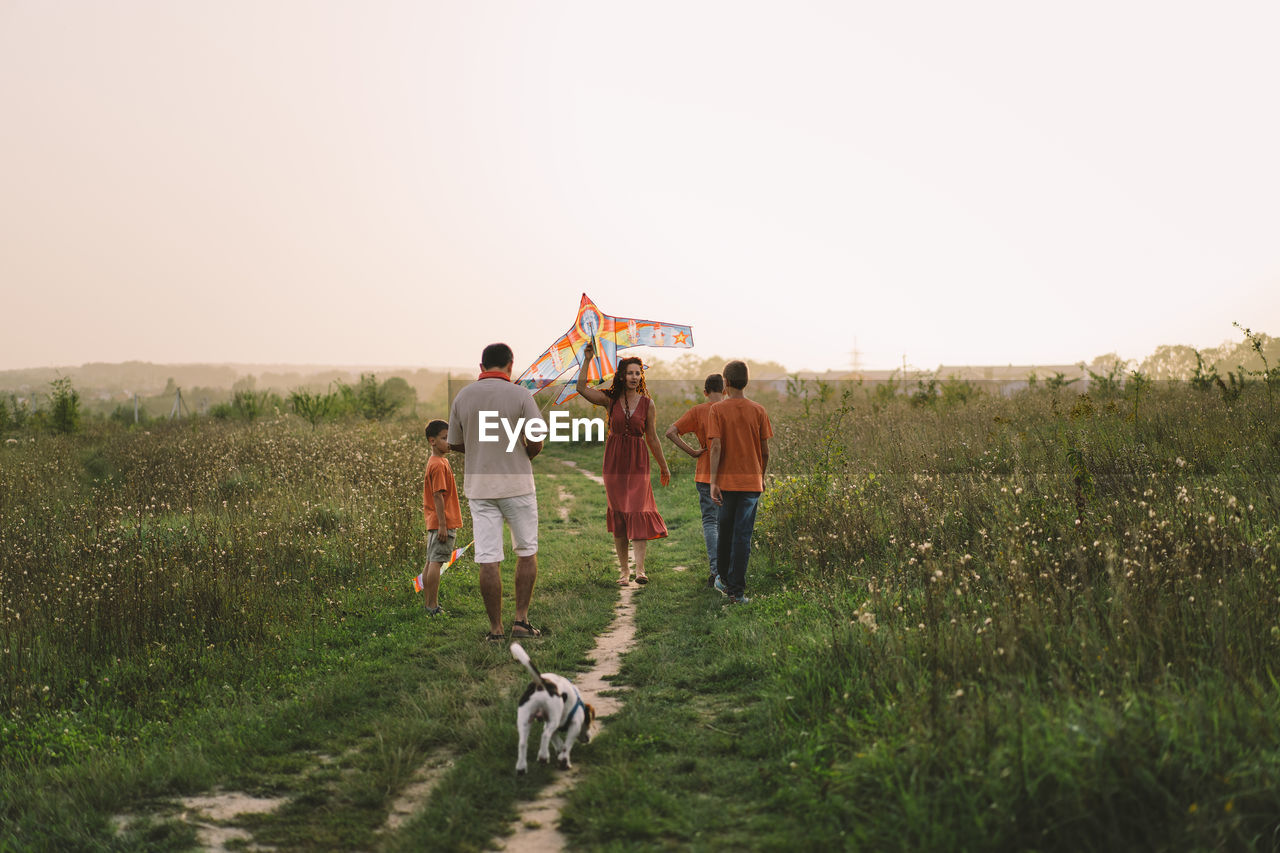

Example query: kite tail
[413,542,473,591]
[442,541,473,571]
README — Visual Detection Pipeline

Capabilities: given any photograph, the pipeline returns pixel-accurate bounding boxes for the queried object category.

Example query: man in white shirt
[448,343,545,641]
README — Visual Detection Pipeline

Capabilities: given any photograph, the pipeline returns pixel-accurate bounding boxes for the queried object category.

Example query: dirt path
[495,458,640,852]
[497,583,637,852]
[116,458,632,851]
[557,458,605,486]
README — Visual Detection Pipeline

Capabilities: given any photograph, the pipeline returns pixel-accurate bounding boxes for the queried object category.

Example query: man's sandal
[511,620,542,638]
[484,632,506,643]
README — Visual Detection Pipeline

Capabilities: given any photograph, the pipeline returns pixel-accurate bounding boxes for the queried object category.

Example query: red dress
[603,394,668,540]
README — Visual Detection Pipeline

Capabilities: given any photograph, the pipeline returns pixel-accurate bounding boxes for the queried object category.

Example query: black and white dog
[511,641,595,774]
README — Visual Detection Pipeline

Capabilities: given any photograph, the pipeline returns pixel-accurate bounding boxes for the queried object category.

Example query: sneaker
[728,594,751,605]
[713,576,728,596]
[424,605,446,617]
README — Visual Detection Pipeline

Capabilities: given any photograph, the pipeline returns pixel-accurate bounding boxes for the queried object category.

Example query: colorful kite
[412,541,473,592]
[515,293,694,404]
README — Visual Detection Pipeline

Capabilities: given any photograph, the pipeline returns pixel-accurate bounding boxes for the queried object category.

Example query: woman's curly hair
[604,357,649,403]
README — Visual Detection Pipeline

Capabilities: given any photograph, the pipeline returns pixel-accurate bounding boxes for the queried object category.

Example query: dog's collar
[558,695,585,733]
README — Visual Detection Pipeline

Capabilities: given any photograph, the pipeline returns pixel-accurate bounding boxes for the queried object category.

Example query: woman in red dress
[576,343,671,585]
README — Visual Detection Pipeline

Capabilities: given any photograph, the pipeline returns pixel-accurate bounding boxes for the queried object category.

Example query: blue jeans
[715,490,760,598]
[695,482,719,581]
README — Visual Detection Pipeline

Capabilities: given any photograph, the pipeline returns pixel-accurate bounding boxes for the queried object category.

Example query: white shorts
[470,493,539,564]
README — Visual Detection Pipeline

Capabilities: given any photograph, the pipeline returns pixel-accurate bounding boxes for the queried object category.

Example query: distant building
[934,364,1089,395]
[750,364,1091,399]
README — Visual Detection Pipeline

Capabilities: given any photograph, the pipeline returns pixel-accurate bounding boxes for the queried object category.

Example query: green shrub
[6,394,32,430]
[335,374,409,420]
[48,377,81,434]
[289,388,337,429]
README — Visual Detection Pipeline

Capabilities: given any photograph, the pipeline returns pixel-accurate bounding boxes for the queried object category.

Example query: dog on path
[511,641,595,774]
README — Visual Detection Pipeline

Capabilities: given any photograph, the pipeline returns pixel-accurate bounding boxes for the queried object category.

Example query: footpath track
[118,455,643,852]
[496,458,644,852]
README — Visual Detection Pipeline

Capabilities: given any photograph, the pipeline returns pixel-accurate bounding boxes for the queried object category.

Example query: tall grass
[5,378,1280,847]
[0,417,446,730]
[750,381,1280,847]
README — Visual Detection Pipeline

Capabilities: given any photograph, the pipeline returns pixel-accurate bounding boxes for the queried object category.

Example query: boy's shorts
[470,493,538,564]
[425,528,457,563]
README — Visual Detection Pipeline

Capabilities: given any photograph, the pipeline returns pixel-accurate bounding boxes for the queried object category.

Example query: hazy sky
[3,1,1278,373]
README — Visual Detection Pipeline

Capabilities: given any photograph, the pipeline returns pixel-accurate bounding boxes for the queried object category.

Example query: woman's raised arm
[575,341,613,407]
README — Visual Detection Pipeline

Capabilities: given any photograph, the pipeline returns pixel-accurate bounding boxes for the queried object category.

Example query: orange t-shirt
[707,397,773,492]
[672,401,715,483]
[423,455,462,531]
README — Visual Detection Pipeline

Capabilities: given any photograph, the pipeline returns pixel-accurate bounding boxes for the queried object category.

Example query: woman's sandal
[635,572,649,585]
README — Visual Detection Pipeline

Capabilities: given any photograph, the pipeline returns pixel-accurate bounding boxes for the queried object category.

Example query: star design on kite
[673,331,689,345]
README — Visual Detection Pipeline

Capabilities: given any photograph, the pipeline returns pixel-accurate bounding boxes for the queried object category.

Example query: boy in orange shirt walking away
[665,373,725,589]
[708,361,773,605]
[420,419,462,617]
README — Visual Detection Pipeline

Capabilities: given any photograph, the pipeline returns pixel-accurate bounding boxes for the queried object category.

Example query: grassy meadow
[2,378,1279,850]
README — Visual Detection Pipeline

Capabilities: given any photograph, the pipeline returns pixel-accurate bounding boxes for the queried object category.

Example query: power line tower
[849,338,863,377]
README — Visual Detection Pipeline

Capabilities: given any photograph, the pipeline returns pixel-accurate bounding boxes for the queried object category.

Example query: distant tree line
[4,327,1277,437]
[0,373,428,436]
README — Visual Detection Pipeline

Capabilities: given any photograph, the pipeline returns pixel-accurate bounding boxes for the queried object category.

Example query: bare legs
[513,553,537,623]
[613,537,648,583]
[613,536,630,583]
[479,562,504,635]
[421,559,443,610]
[479,554,539,635]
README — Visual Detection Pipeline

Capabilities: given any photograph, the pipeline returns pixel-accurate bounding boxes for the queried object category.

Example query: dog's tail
[510,641,546,689]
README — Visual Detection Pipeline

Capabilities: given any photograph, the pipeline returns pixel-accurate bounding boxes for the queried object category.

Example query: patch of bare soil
[379,747,456,834]
[115,790,287,852]
[558,458,604,486]
[180,791,288,852]
[556,485,572,521]
[112,750,363,849]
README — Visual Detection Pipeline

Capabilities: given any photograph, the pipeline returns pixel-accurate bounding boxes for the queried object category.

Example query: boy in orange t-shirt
[707,361,773,604]
[665,373,725,588]
[421,419,462,616]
